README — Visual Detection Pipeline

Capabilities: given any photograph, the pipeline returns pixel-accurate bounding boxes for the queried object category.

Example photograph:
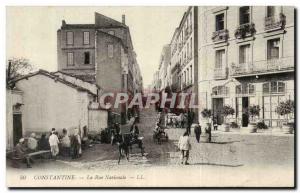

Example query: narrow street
[7,105,294,187]
[8,105,294,170]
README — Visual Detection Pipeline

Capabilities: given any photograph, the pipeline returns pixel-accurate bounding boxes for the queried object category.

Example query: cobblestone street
[7,106,295,187]
[8,106,294,170]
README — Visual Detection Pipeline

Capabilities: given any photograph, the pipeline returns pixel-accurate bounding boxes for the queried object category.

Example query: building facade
[168,6,199,118]
[10,70,108,142]
[197,6,294,128]
[57,12,143,123]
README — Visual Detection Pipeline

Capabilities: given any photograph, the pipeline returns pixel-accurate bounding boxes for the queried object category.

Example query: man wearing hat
[49,128,60,160]
[14,138,32,168]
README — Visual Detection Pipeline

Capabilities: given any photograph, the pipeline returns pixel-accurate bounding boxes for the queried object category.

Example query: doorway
[13,113,23,145]
[212,98,224,125]
[242,97,249,127]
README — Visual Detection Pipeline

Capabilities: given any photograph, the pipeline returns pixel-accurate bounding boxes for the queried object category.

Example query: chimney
[122,14,125,25]
[62,20,66,27]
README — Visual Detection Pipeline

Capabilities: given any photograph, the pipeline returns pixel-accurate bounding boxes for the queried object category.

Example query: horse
[115,134,131,164]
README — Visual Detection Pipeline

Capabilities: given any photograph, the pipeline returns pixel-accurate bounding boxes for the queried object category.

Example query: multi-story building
[198,6,294,128]
[157,45,171,91]
[169,6,199,119]
[57,12,143,123]
[151,71,160,92]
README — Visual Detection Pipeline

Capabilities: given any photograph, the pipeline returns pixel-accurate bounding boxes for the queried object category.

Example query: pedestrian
[14,138,33,168]
[179,113,184,128]
[61,129,71,156]
[187,110,194,134]
[205,122,212,143]
[38,133,50,150]
[27,133,38,152]
[81,126,89,150]
[71,128,82,159]
[194,122,201,143]
[213,116,218,131]
[178,131,191,165]
[49,128,60,160]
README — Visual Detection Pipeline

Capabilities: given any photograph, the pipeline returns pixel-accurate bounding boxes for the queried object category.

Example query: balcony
[213,67,228,80]
[231,57,294,77]
[212,29,229,42]
[234,23,256,39]
[178,42,183,51]
[212,86,229,98]
[265,13,286,31]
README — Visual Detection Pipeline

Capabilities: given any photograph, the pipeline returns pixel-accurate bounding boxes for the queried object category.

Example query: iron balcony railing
[212,29,229,42]
[231,57,294,77]
[265,13,286,31]
[213,67,228,79]
[234,23,256,39]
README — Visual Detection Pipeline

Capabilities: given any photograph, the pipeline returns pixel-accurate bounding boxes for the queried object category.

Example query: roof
[60,12,127,30]
[94,12,127,28]
[61,24,95,29]
[97,30,128,53]
[12,69,97,96]
[52,71,101,90]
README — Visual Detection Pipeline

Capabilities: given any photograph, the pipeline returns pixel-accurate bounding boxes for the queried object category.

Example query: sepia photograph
[5,5,295,188]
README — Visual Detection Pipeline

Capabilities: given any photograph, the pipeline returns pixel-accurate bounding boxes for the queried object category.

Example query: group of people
[14,127,87,168]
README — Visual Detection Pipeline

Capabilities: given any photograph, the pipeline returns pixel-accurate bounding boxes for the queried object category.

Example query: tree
[276,100,294,124]
[221,105,235,124]
[201,108,212,123]
[6,58,35,87]
[248,105,260,123]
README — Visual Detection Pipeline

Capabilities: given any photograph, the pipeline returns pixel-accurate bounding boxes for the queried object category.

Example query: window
[190,65,192,83]
[263,81,285,94]
[67,52,74,66]
[236,84,255,95]
[263,83,270,94]
[267,38,280,60]
[190,38,193,58]
[249,84,255,94]
[212,86,229,96]
[216,13,225,31]
[236,85,242,94]
[84,52,90,64]
[108,30,115,35]
[83,31,90,45]
[108,44,114,58]
[239,6,250,25]
[66,31,74,45]
[267,6,281,17]
[215,49,225,69]
[239,44,250,64]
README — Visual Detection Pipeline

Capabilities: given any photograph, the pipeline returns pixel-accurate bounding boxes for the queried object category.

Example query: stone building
[9,70,108,144]
[169,6,199,118]
[158,45,171,91]
[57,12,143,123]
[197,6,294,128]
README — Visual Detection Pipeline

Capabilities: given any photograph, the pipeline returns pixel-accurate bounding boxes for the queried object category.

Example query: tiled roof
[61,24,96,29]
[12,69,97,96]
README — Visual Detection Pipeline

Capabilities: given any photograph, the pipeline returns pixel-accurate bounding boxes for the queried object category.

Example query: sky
[6,6,187,87]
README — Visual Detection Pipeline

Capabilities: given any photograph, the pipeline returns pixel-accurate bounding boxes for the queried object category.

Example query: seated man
[14,138,33,168]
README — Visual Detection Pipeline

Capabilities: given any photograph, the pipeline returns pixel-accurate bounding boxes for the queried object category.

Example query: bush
[276,100,294,123]
[248,105,260,122]
[201,108,212,119]
[229,122,238,128]
[230,122,239,129]
[256,121,268,129]
[221,105,235,124]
